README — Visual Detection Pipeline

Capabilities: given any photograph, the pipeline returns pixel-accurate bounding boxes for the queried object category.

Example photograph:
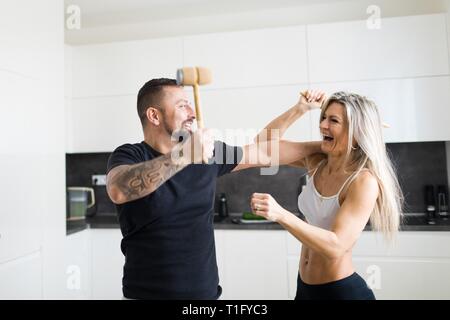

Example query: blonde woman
[251,91,403,300]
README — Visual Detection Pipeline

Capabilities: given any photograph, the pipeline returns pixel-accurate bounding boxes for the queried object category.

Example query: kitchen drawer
[286,232,302,257]
[353,231,450,259]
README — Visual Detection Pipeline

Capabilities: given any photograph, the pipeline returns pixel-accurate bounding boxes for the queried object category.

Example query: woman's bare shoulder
[340,169,378,204]
[347,170,378,198]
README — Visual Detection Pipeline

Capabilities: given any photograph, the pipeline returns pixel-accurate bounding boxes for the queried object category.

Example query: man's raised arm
[107,129,214,204]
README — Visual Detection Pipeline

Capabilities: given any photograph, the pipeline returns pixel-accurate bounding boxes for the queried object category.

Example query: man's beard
[161,116,175,136]
[162,118,191,143]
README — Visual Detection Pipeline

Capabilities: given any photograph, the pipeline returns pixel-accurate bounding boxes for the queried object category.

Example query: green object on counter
[242,212,266,220]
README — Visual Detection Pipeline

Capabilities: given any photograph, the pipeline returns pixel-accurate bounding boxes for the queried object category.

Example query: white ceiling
[64,0,349,27]
[64,0,447,44]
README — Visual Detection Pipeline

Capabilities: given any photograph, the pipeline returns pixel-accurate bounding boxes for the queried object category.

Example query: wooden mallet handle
[193,83,204,129]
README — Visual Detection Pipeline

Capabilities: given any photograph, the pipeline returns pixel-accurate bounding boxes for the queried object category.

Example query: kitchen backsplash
[386,141,448,213]
[66,141,449,216]
[66,153,116,215]
[215,166,307,214]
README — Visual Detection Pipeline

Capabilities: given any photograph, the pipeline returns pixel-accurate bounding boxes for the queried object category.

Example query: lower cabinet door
[91,229,124,299]
[353,257,450,299]
[0,251,42,299]
[220,230,289,300]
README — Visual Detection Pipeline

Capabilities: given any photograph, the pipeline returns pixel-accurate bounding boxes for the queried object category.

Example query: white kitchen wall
[0,0,65,299]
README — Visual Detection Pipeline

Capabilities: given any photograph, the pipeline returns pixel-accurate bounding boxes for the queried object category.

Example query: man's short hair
[137,78,179,127]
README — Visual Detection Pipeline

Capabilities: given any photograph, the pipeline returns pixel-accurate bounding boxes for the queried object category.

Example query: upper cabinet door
[310,76,450,143]
[183,26,308,89]
[196,85,312,145]
[448,12,450,60]
[307,14,449,82]
[72,38,183,98]
[0,0,62,78]
[65,45,73,99]
[69,95,143,153]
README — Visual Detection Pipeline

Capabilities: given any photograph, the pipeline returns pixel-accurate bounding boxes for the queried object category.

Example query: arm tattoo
[112,152,187,202]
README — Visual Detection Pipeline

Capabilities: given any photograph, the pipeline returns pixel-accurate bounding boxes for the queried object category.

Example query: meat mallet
[176,67,212,129]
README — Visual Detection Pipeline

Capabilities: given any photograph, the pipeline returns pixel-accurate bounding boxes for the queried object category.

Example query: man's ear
[146,107,161,126]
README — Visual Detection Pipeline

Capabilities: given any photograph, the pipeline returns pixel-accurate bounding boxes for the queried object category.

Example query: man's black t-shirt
[107,140,243,299]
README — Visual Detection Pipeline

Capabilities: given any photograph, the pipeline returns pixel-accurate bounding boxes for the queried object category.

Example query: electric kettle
[67,187,96,220]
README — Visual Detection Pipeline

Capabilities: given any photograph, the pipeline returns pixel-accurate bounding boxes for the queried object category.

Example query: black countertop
[67,212,450,236]
[66,215,120,235]
[213,213,450,231]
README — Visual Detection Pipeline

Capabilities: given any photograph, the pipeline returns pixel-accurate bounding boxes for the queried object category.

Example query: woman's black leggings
[295,272,376,300]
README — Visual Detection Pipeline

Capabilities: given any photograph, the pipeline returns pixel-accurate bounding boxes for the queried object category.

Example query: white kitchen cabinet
[214,230,227,299]
[448,10,450,61]
[286,257,300,299]
[219,230,289,300]
[183,26,309,89]
[68,37,183,152]
[65,45,72,99]
[0,0,63,272]
[65,46,73,151]
[72,38,183,98]
[354,231,450,258]
[0,0,64,300]
[284,230,450,300]
[0,155,43,263]
[353,232,450,299]
[0,0,60,78]
[71,228,450,300]
[286,232,301,299]
[64,230,91,299]
[0,251,42,299]
[0,72,46,263]
[310,76,450,142]
[67,14,450,151]
[65,97,74,152]
[307,14,449,83]
[200,85,312,146]
[68,95,143,153]
[90,229,124,299]
[68,83,312,152]
[353,257,450,299]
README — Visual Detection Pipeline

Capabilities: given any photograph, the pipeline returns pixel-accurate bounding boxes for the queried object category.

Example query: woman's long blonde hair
[320,92,403,242]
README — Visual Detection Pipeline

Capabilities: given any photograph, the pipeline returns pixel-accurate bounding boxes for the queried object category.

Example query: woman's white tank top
[298,161,359,230]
